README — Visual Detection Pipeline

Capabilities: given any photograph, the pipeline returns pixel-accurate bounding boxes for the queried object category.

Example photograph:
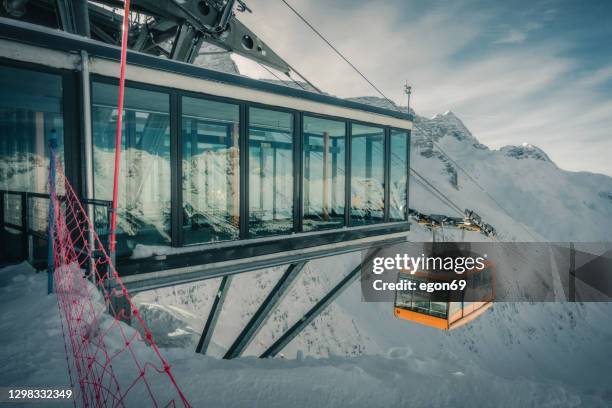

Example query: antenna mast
[404,81,412,112]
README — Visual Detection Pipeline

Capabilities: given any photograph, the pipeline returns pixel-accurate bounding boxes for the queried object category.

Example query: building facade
[0,18,412,282]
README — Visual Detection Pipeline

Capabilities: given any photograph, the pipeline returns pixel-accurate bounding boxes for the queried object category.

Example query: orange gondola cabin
[394,261,495,330]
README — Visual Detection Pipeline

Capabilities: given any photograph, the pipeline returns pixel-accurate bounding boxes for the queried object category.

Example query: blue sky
[235,0,612,176]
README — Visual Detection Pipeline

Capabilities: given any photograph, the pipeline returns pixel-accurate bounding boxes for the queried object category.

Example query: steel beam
[90,24,116,44]
[260,249,380,358]
[170,23,204,63]
[80,50,97,280]
[0,192,5,250]
[121,231,407,294]
[20,192,27,258]
[196,275,232,355]
[3,0,28,17]
[224,262,306,359]
[383,127,391,221]
[132,24,150,52]
[56,0,76,33]
[569,242,576,302]
[74,0,90,37]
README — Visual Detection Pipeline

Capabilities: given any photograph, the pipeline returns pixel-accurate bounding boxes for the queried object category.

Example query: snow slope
[410,110,612,242]
[3,263,611,407]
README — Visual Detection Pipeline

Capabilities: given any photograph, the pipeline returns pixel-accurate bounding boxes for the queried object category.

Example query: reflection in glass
[92,82,171,255]
[182,97,239,244]
[303,116,345,231]
[396,276,449,318]
[0,66,64,194]
[350,124,384,225]
[390,129,409,221]
[248,107,293,237]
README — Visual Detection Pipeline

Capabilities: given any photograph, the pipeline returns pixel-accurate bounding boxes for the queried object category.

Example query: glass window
[430,302,448,316]
[303,116,345,231]
[248,107,293,237]
[182,96,239,244]
[470,266,494,301]
[395,277,413,309]
[395,275,449,318]
[390,129,409,221]
[350,124,384,225]
[92,82,171,256]
[448,301,462,317]
[0,65,64,194]
[411,294,448,318]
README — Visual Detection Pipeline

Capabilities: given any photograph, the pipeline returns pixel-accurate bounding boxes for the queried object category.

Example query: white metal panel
[0,38,80,70]
[0,36,411,130]
[90,57,412,129]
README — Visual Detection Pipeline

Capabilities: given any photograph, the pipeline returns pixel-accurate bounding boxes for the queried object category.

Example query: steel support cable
[165,0,323,93]
[280,0,395,107]
[256,52,321,93]
[411,176,464,220]
[368,137,467,226]
[280,0,539,242]
[410,169,464,216]
[258,61,308,92]
[369,142,464,216]
[411,178,462,218]
[419,138,540,241]
[285,62,324,94]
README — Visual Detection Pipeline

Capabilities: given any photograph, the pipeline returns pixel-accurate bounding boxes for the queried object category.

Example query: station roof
[0,17,413,124]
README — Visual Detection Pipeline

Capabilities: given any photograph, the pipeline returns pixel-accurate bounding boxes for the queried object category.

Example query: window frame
[246,104,297,238]
[180,94,242,245]
[0,57,81,196]
[87,74,411,260]
[301,113,348,232]
[90,76,173,250]
[389,127,411,222]
[348,121,387,226]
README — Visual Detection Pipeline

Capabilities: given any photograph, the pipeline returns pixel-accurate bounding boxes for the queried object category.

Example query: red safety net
[49,157,191,408]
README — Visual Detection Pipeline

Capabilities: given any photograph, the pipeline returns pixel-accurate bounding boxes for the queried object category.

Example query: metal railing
[0,190,112,265]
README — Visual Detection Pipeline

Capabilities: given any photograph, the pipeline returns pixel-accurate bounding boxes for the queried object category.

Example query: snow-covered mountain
[500,143,552,162]
[346,96,612,242]
[408,109,612,242]
[193,43,240,75]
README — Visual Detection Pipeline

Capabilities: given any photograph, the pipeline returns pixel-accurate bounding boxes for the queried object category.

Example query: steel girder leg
[260,249,381,358]
[196,275,233,355]
[224,262,306,359]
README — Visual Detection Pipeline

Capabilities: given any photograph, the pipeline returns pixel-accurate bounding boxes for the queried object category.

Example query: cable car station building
[0,17,412,291]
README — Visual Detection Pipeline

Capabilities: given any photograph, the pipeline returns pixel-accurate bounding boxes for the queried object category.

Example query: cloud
[494,30,529,44]
[579,66,612,87]
[493,21,542,44]
[232,0,612,176]
[494,21,542,44]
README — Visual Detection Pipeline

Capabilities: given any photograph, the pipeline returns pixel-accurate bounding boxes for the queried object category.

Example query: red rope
[109,0,131,253]
[49,156,191,407]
